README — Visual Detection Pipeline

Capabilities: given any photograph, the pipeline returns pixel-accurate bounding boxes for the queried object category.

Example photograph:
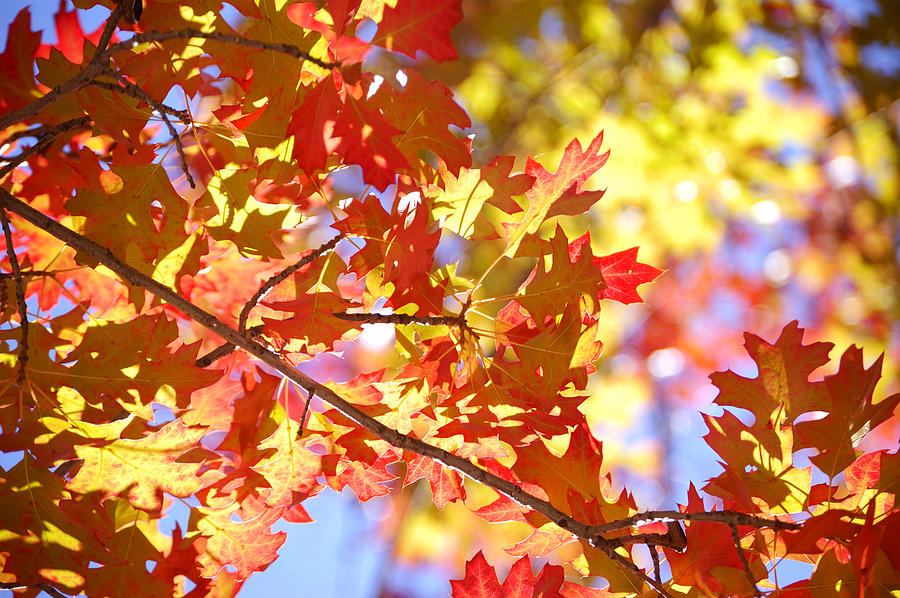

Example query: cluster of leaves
[424,0,900,487]
[0,1,896,597]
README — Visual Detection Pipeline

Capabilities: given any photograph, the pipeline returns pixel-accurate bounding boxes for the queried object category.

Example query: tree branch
[0,116,93,180]
[730,522,761,597]
[333,311,467,327]
[0,187,598,541]
[105,29,339,70]
[0,209,29,384]
[0,190,806,597]
[239,233,346,332]
[106,70,194,187]
[88,79,190,122]
[0,582,70,598]
[585,510,801,538]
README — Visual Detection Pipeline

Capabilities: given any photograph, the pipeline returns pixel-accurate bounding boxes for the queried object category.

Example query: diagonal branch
[239,233,346,332]
[0,116,93,179]
[0,190,805,597]
[0,209,30,384]
[0,186,597,539]
[106,70,195,187]
[195,234,347,365]
[88,79,190,122]
[333,312,467,327]
[585,510,801,537]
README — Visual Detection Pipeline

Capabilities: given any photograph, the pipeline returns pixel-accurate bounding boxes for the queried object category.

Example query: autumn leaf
[374,0,463,63]
[502,132,610,257]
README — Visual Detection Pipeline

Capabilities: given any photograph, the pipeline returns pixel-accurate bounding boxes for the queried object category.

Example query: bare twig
[649,546,662,586]
[105,29,339,70]
[0,209,29,384]
[0,270,54,279]
[730,522,761,597]
[586,510,800,537]
[298,390,314,438]
[196,235,346,365]
[3,117,93,145]
[239,233,346,332]
[594,544,674,598]
[88,80,190,122]
[36,584,69,598]
[195,324,263,367]
[0,117,93,180]
[103,71,194,187]
[333,311,466,327]
[0,583,69,598]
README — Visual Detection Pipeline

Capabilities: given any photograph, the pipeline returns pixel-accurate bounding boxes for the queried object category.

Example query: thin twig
[0,270,54,279]
[333,312,466,327]
[239,233,346,332]
[106,71,194,187]
[195,324,263,367]
[36,583,70,598]
[0,583,69,598]
[197,235,347,365]
[649,545,662,586]
[586,510,800,537]
[298,390,314,438]
[88,80,190,122]
[2,117,93,145]
[596,544,674,598]
[0,117,93,179]
[730,522,761,597]
[0,209,29,384]
[105,29,339,70]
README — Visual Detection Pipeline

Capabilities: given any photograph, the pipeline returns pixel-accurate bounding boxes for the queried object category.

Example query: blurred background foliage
[360,0,900,590]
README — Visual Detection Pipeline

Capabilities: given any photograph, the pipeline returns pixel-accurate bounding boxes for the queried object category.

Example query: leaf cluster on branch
[0,1,897,597]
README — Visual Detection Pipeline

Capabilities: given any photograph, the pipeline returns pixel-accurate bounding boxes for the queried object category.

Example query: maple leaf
[193,504,286,579]
[517,226,607,321]
[68,419,215,512]
[503,132,610,257]
[793,347,900,476]
[371,69,472,175]
[288,74,342,176]
[375,0,463,62]
[579,243,664,305]
[334,77,410,190]
[427,155,534,238]
[404,453,466,509]
[0,9,41,113]
[450,551,607,598]
[262,289,361,355]
[709,321,833,427]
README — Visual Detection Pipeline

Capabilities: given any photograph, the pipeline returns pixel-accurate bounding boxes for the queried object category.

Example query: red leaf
[664,485,757,596]
[503,132,610,257]
[288,75,343,176]
[591,246,663,304]
[334,85,409,190]
[375,0,463,62]
[0,8,41,113]
[450,551,503,598]
[404,454,466,509]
